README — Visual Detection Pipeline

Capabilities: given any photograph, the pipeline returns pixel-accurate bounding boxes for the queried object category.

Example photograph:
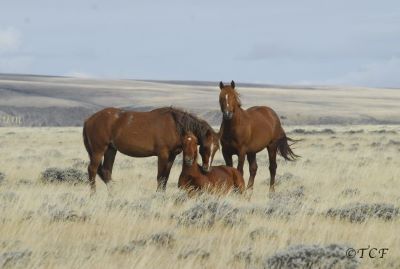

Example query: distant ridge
[139,79,321,90]
[1,73,400,127]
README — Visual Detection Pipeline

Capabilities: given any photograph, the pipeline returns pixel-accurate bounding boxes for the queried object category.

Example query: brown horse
[178,132,245,195]
[83,107,219,194]
[218,81,298,193]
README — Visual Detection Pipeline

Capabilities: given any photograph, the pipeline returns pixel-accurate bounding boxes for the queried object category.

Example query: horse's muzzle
[202,164,210,172]
[223,111,233,120]
[184,157,194,166]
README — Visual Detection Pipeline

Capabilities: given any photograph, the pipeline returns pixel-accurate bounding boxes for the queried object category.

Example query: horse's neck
[181,158,201,176]
[223,106,245,129]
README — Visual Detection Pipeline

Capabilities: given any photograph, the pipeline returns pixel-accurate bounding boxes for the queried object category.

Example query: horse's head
[182,132,198,166]
[199,129,220,172]
[219,80,241,120]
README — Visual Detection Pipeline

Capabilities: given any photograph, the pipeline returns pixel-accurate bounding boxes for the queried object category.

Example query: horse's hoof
[269,186,275,192]
[268,187,276,198]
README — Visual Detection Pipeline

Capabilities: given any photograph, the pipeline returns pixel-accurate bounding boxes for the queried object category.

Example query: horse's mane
[162,107,214,143]
[231,88,242,107]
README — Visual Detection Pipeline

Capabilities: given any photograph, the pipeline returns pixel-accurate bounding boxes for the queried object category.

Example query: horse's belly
[117,147,155,158]
[248,140,269,153]
[113,138,156,157]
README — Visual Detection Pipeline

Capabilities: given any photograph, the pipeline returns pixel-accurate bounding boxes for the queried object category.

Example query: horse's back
[247,106,280,122]
[84,107,180,157]
[209,166,239,186]
[84,107,122,147]
[246,106,284,143]
[112,108,180,156]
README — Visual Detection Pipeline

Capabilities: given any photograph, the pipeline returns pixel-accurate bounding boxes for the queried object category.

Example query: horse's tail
[276,135,300,161]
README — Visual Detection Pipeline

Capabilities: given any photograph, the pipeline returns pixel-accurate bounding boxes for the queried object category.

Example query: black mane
[163,107,215,144]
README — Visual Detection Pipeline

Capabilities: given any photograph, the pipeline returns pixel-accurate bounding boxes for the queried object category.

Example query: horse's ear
[219,81,224,90]
[231,80,235,89]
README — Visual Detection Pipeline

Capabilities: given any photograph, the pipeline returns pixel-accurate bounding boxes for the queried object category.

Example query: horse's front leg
[222,148,233,167]
[156,151,176,192]
[156,151,169,192]
[237,150,246,176]
[164,153,176,188]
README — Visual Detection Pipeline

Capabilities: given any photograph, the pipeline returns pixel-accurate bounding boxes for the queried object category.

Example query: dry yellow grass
[0,125,399,268]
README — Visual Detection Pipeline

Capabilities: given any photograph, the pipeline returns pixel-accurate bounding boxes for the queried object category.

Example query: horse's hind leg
[88,152,104,196]
[267,144,278,193]
[99,146,117,195]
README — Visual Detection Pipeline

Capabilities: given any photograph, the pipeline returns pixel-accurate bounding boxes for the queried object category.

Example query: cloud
[241,39,400,62]
[0,27,21,53]
[0,27,34,73]
[0,56,33,73]
[327,57,400,88]
[64,71,94,78]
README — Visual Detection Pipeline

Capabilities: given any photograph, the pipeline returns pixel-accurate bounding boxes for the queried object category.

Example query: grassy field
[0,125,399,268]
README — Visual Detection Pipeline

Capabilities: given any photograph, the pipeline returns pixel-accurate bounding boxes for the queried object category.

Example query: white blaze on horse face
[127,114,134,124]
[225,94,229,108]
[187,137,192,141]
[210,138,214,154]
[208,137,214,167]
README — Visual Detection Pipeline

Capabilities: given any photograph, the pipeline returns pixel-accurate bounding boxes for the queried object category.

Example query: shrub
[249,227,278,241]
[178,248,210,260]
[340,188,360,198]
[148,232,175,248]
[40,167,87,184]
[326,203,400,223]
[177,199,243,228]
[49,208,90,222]
[0,250,32,268]
[265,186,305,218]
[110,232,175,254]
[290,129,335,135]
[111,239,147,254]
[264,244,358,269]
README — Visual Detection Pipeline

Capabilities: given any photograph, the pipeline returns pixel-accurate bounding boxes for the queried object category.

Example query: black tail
[276,136,300,161]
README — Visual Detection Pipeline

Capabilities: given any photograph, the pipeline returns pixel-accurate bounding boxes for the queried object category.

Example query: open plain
[1,75,400,268]
[0,124,399,268]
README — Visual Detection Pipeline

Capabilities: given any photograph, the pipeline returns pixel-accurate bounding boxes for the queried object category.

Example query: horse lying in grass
[178,132,245,195]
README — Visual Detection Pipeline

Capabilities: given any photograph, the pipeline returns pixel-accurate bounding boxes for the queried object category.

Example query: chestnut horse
[83,107,219,194]
[218,81,298,193]
[178,132,245,195]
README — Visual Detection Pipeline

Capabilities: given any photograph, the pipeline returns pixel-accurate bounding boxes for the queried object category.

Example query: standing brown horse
[218,81,298,193]
[178,132,245,195]
[83,107,219,194]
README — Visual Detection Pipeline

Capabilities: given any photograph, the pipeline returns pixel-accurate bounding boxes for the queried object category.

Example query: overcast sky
[1,0,399,87]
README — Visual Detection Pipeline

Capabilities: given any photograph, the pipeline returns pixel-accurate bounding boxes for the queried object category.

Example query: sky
[1,0,400,87]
